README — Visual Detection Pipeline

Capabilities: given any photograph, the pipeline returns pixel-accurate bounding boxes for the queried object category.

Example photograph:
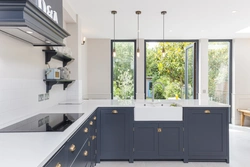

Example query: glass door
[184,43,196,99]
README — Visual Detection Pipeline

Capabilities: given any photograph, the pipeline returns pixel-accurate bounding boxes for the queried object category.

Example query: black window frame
[144,39,199,100]
[111,39,137,99]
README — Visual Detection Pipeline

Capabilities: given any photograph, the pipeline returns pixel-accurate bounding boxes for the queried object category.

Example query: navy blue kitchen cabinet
[97,107,134,162]
[158,122,184,158]
[71,139,90,167]
[133,122,158,159]
[183,107,229,163]
[133,122,183,160]
[44,145,67,167]
[44,110,97,167]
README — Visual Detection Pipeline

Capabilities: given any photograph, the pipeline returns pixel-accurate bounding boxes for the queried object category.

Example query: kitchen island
[0,100,230,167]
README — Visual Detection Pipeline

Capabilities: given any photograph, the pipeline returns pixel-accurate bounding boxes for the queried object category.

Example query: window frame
[111,39,137,99]
[144,39,199,100]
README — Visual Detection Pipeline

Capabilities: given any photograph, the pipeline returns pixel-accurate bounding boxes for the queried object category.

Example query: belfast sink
[134,103,183,121]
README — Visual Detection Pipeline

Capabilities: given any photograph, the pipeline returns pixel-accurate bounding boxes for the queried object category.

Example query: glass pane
[185,45,195,99]
[113,42,135,100]
[146,42,195,100]
[208,42,229,104]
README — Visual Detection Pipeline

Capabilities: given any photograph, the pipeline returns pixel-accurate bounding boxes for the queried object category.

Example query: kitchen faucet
[152,82,165,102]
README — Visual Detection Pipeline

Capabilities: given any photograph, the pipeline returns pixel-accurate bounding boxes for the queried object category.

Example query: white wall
[232,39,250,126]
[82,39,88,99]
[0,33,67,127]
[199,39,209,100]
[87,39,111,99]
[66,15,83,100]
[136,39,145,99]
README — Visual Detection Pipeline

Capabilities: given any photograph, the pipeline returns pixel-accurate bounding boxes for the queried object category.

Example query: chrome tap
[152,82,165,102]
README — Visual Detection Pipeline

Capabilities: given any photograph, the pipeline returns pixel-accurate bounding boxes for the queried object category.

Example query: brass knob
[69,144,76,152]
[157,128,162,133]
[84,127,88,133]
[93,116,97,120]
[112,110,118,114]
[204,110,211,114]
[83,150,88,156]
[55,163,62,167]
[89,121,93,126]
[92,135,96,140]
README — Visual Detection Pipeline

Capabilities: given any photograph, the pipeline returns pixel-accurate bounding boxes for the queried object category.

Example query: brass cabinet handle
[93,116,97,120]
[84,127,88,133]
[204,110,211,114]
[157,128,162,133]
[55,163,62,167]
[69,144,76,152]
[89,121,93,126]
[92,135,96,140]
[112,110,118,114]
[83,150,88,156]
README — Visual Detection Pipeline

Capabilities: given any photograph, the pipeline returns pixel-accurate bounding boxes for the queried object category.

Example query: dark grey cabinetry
[44,145,67,167]
[184,107,229,163]
[97,107,133,162]
[44,110,97,167]
[71,139,90,167]
[133,122,183,160]
[158,122,184,158]
[133,123,158,159]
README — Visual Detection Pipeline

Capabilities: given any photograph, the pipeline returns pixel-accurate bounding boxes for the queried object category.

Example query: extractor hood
[0,0,70,46]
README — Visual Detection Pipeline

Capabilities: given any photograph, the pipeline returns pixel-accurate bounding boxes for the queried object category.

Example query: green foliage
[113,42,134,99]
[208,42,229,103]
[146,42,192,99]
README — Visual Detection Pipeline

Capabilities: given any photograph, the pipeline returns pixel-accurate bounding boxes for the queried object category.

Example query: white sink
[134,103,182,121]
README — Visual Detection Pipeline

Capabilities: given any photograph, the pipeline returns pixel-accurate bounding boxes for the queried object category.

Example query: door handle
[157,128,162,133]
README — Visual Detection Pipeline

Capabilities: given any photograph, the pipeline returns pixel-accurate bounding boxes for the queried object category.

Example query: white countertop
[0,99,230,167]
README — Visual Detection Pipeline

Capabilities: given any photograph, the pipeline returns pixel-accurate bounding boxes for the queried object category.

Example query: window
[111,40,136,99]
[145,40,199,100]
[208,41,232,105]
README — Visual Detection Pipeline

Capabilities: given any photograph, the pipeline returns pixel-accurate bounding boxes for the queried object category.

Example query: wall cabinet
[133,122,183,159]
[183,107,229,163]
[97,107,133,162]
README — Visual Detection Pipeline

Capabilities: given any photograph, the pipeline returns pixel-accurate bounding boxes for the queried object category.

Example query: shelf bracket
[45,80,57,93]
[63,82,73,90]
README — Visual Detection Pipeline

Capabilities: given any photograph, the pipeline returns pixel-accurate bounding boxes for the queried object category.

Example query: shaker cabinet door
[158,122,184,158]
[99,108,133,159]
[184,107,229,159]
[133,122,158,159]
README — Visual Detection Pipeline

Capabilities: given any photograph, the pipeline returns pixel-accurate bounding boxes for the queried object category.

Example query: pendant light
[111,10,117,57]
[136,11,141,58]
[161,11,167,57]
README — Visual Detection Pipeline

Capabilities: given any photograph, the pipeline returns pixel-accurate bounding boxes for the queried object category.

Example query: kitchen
[0,0,250,167]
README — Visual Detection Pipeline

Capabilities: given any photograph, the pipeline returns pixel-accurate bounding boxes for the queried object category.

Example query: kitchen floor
[96,125,250,167]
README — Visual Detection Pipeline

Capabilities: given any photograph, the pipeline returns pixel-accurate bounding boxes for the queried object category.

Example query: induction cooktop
[0,113,84,132]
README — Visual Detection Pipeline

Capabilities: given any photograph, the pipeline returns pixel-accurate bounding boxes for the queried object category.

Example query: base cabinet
[44,111,97,167]
[97,107,133,161]
[133,122,183,159]
[184,107,229,163]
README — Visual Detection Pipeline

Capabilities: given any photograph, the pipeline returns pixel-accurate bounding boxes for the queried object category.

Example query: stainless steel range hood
[0,0,70,46]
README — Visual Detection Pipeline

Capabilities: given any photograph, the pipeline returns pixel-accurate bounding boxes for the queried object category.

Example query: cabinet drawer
[44,145,66,167]
[71,139,91,167]
[67,121,90,165]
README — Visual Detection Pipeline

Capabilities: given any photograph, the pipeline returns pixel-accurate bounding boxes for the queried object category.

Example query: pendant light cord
[114,12,116,48]
[137,13,139,50]
[163,13,165,40]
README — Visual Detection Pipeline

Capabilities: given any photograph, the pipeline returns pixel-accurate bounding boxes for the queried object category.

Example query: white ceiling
[66,0,250,39]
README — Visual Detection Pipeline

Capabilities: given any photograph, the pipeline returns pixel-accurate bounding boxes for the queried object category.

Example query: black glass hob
[0,113,84,132]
